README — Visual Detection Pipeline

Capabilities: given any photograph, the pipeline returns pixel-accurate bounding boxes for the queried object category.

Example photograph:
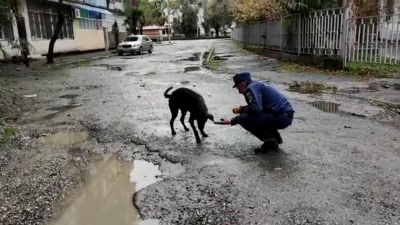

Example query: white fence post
[341,0,350,68]
[297,14,301,55]
[256,22,259,47]
[280,17,283,52]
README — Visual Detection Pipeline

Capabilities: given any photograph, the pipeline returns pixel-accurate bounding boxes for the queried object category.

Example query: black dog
[164,87,214,143]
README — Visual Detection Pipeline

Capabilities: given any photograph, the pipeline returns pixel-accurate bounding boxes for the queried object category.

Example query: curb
[154,42,176,46]
[205,43,216,63]
[54,54,113,67]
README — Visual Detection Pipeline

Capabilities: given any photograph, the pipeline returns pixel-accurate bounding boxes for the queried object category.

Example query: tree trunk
[168,25,171,43]
[215,26,220,38]
[112,21,119,48]
[132,20,138,35]
[47,0,65,64]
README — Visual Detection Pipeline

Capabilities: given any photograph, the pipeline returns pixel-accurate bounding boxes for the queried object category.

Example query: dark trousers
[239,111,294,144]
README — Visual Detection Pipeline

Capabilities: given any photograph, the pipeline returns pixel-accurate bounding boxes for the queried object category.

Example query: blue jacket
[243,81,294,115]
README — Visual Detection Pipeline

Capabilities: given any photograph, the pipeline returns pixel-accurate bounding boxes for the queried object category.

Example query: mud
[59,94,80,99]
[92,64,124,71]
[179,52,209,62]
[46,103,83,111]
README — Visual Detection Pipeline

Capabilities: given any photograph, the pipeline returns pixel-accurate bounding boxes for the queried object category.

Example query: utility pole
[167,0,172,43]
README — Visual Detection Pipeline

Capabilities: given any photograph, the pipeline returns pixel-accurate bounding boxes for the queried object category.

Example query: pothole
[38,131,89,145]
[47,155,162,225]
[177,80,190,85]
[92,64,124,71]
[184,66,201,72]
[310,101,341,113]
[180,52,201,61]
[46,103,83,111]
[59,94,79,99]
[214,56,228,61]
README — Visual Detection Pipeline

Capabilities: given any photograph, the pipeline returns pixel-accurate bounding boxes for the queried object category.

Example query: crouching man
[230,72,295,153]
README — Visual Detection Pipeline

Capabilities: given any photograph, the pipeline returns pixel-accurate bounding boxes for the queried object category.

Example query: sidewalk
[0,50,115,79]
[50,50,114,66]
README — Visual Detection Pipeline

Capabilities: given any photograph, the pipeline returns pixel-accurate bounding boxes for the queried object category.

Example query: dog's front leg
[197,121,209,137]
[189,116,201,144]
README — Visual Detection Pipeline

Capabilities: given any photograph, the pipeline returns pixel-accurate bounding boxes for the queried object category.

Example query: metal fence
[232,8,344,56]
[232,7,400,67]
[346,14,400,65]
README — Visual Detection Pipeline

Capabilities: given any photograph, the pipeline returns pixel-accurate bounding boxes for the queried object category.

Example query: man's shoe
[254,141,279,154]
[270,129,283,144]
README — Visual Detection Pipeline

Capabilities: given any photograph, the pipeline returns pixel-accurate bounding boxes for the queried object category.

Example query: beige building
[0,0,127,60]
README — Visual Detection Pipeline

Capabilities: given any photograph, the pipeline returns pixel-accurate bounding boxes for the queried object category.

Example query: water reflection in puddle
[49,156,162,225]
[310,101,341,113]
[39,132,89,145]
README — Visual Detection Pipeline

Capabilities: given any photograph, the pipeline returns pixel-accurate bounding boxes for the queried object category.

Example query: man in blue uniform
[230,72,295,153]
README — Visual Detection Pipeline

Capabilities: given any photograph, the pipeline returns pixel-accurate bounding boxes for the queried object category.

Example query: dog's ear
[207,113,214,122]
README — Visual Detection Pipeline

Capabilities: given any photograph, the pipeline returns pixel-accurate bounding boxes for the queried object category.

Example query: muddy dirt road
[0,39,399,225]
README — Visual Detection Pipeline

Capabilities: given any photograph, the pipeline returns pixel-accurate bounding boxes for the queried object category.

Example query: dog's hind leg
[189,115,201,144]
[180,110,190,131]
[169,105,178,136]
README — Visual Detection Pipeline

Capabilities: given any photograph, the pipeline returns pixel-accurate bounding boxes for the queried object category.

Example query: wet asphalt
[3,39,400,224]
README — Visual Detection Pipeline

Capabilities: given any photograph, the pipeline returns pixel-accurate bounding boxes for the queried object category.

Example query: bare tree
[46,0,65,64]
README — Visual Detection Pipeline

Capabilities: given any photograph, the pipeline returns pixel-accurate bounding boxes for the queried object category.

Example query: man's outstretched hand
[230,116,240,126]
[214,118,231,125]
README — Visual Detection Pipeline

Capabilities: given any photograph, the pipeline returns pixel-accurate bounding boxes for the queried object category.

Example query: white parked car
[117,35,153,56]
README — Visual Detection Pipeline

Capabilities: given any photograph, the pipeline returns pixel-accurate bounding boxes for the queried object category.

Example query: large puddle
[39,132,89,145]
[49,155,162,225]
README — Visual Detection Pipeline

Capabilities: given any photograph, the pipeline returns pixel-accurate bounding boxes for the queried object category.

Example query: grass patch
[0,119,17,144]
[346,62,400,78]
[289,81,338,94]
[241,45,400,78]
[204,48,221,71]
[205,60,220,70]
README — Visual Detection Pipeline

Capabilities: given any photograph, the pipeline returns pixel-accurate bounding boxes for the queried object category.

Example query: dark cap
[232,72,252,88]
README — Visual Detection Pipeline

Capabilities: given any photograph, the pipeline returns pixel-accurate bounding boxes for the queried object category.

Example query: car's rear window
[125,36,139,41]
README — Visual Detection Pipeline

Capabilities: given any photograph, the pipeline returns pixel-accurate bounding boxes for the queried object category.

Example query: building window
[0,21,13,40]
[27,0,74,40]
[0,23,14,40]
[0,6,14,40]
[77,9,102,30]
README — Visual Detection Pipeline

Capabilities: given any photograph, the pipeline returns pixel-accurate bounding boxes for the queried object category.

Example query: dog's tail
[164,87,173,98]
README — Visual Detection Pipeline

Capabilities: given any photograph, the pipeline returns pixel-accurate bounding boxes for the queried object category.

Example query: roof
[143,25,164,30]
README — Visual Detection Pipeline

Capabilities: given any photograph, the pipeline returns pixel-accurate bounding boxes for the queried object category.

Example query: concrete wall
[108,32,127,49]
[30,40,78,55]
[75,30,106,51]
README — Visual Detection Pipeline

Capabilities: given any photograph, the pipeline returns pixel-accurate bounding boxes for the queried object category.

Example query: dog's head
[207,113,214,122]
[197,113,214,130]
